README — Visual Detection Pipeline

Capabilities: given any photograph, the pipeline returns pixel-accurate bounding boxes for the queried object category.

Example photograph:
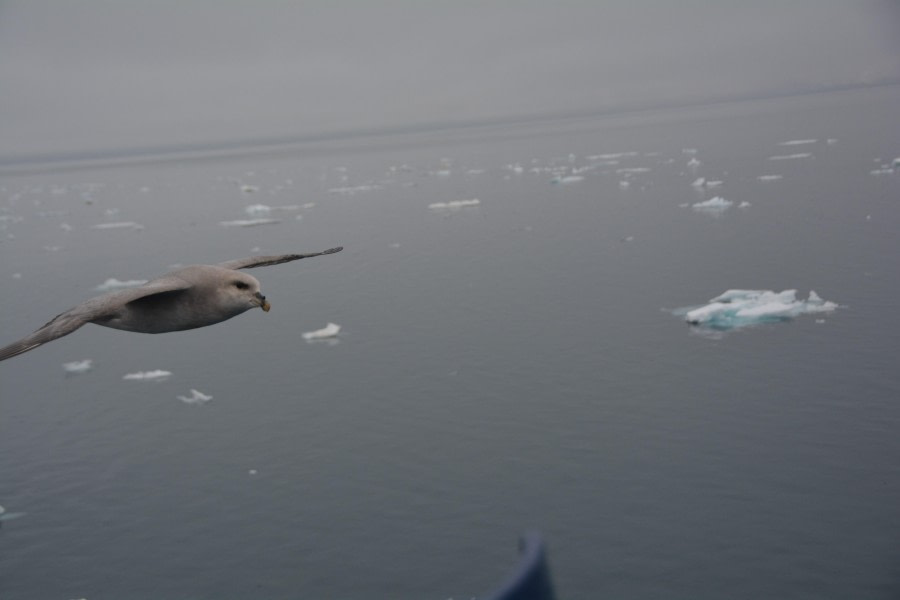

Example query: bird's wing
[217,246,343,270]
[0,277,193,362]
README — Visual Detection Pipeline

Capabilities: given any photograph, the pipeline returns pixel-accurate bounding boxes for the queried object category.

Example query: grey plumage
[0,246,342,362]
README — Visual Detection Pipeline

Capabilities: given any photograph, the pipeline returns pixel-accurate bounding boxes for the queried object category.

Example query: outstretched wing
[0,310,91,362]
[0,276,192,362]
[217,246,343,270]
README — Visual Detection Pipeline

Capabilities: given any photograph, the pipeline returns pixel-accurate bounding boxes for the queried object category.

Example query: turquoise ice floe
[677,289,838,330]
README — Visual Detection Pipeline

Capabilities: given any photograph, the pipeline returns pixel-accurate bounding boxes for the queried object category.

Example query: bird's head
[223,271,270,313]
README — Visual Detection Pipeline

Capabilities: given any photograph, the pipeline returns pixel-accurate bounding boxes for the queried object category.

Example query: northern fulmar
[0,246,343,362]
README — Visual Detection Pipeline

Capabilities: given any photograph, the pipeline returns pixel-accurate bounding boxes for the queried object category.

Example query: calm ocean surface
[1,86,899,599]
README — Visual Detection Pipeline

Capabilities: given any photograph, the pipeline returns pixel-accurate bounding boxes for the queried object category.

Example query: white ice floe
[678,289,838,330]
[244,204,272,216]
[738,201,751,208]
[619,180,630,189]
[240,184,259,193]
[62,359,93,374]
[123,370,172,381]
[327,184,380,195]
[218,218,282,227]
[551,175,584,184]
[177,389,213,405]
[244,204,301,216]
[92,221,144,230]
[768,153,813,160]
[757,175,783,181]
[95,278,149,291]
[691,196,733,212]
[779,139,817,146]
[587,152,638,160]
[302,322,341,341]
[428,199,481,210]
[0,505,25,522]
[615,167,651,174]
[692,177,723,188]
[687,157,701,168]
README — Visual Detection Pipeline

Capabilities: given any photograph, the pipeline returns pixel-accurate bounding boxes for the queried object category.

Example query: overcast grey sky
[1,1,898,158]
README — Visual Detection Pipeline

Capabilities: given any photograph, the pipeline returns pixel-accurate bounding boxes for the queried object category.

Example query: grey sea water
[1,85,899,599]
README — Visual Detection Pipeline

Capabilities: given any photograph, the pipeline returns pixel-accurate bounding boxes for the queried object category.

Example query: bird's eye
[233,281,249,290]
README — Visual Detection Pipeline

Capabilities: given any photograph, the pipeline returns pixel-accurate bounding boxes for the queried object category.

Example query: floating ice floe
[428,199,481,210]
[218,218,282,227]
[0,505,26,522]
[91,221,144,230]
[123,370,172,381]
[240,184,259,194]
[768,153,812,160]
[616,167,650,174]
[327,184,381,195]
[687,157,701,168]
[551,175,584,184]
[63,359,93,374]
[244,204,301,216]
[95,278,149,291]
[779,139,817,146]
[738,201,751,208]
[587,151,638,160]
[177,389,212,405]
[677,289,838,330]
[691,196,733,212]
[692,177,723,188]
[757,175,783,181]
[302,322,341,341]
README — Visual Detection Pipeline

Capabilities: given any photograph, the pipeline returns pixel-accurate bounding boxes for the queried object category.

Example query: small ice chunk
[779,139,817,146]
[218,218,282,227]
[327,184,380,195]
[244,204,272,216]
[738,201,751,208]
[95,278,148,291]
[587,151,638,160]
[63,359,93,374]
[757,175,783,181]
[687,157,701,168]
[302,322,341,340]
[240,184,259,193]
[0,505,25,522]
[691,196,733,211]
[768,153,812,160]
[550,175,584,184]
[177,389,213,405]
[619,180,630,189]
[691,177,706,188]
[892,157,900,169]
[705,180,723,188]
[615,167,650,174]
[680,289,838,330]
[827,139,838,145]
[428,199,481,210]
[123,370,172,381]
[92,221,143,230]
[60,223,74,232]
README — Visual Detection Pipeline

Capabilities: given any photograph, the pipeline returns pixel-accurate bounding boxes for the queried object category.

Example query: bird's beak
[255,292,271,312]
